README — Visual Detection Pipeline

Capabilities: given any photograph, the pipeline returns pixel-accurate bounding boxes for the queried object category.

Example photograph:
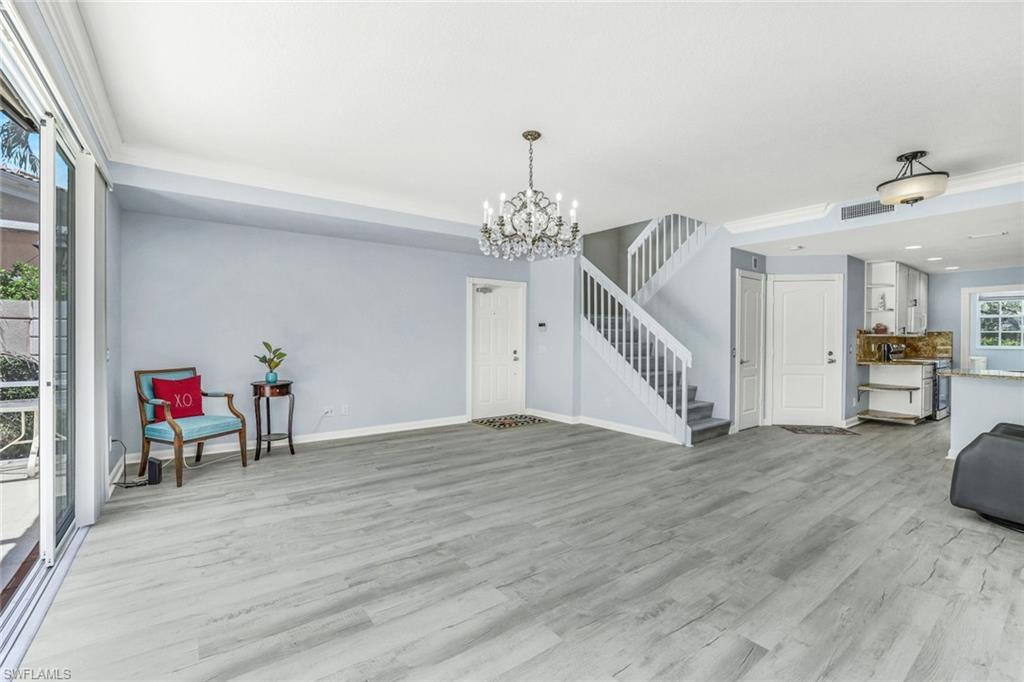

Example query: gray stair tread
[689,417,731,431]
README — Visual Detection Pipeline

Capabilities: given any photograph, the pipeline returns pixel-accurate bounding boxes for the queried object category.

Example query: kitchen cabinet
[865,261,929,334]
[915,272,929,332]
[858,361,935,424]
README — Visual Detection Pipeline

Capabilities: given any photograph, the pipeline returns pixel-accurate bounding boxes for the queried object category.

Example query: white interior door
[735,272,764,431]
[471,282,525,418]
[769,275,842,426]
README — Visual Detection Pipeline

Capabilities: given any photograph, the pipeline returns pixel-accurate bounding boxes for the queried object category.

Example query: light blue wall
[845,257,869,418]
[579,340,667,433]
[929,266,1024,370]
[116,211,526,451]
[527,258,579,416]
[644,229,734,420]
[106,193,123,471]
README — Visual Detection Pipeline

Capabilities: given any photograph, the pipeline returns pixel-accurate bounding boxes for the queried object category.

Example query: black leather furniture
[950,423,1024,531]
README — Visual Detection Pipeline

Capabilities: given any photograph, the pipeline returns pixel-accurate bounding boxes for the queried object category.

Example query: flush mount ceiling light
[904,245,923,250]
[478,130,581,261]
[945,266,960,270]
[876,151,949,206]
[926,256,943,261]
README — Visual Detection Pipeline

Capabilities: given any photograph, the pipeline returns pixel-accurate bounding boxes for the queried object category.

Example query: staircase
[627,214,718,306]
[581,258,731,446]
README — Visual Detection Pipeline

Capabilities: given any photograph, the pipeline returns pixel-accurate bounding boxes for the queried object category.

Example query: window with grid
[978,294,1023,348]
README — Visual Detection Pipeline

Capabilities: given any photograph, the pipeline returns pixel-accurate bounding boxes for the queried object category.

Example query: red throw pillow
[151,375,204,421]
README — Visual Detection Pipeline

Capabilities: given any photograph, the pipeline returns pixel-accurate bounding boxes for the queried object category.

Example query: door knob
[739,359,749,365]
[827,350,836,364]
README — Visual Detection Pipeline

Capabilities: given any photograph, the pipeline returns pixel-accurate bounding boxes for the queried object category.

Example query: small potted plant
[255,341,286,384]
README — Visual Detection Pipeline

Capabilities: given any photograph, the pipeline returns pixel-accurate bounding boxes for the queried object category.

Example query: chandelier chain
[528,140,534,190]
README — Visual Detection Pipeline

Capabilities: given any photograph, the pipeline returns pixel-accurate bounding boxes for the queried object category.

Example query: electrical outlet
[341,404,350,416]
[323,407,335,417]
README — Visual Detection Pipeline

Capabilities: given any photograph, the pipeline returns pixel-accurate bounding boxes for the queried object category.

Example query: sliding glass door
[0,105,41,609]
[53,146,74,543]
[0,71,77,620]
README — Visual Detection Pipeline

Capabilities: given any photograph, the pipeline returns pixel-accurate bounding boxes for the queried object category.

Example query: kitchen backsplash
[856,330,953,363]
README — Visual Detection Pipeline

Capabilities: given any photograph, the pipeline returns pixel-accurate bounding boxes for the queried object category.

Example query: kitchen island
[939,368,1024,458]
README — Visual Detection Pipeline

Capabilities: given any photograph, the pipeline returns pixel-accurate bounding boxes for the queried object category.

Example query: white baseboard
[121,415,469,463]
[106,458,124,498]
[526,409,581,424]
[843,416,864,428]
[527,408,681,444]
[579,416,682,444]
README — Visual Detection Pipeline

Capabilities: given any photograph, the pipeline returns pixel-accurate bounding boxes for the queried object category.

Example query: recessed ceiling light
[904,245,923,250]
[945,266,960,270]
[926,256,943,261]
[967,231,1010,240]
[789,245,804,251]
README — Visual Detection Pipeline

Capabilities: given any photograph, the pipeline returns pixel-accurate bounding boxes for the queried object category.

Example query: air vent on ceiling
[841,201,894,221]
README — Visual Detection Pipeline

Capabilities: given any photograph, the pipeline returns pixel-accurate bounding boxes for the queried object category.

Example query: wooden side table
[251,380,295,460]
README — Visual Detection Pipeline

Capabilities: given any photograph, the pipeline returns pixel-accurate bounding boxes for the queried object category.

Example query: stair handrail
[580,256,692,368]
[626,215,661,256]
[626,216,661,296]
[626,213,712,298]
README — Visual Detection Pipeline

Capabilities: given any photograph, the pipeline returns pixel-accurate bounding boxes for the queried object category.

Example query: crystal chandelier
[479,130,581,261]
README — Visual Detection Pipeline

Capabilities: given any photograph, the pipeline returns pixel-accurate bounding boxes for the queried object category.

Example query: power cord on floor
[111,439,147,488]
[112,438,241,489]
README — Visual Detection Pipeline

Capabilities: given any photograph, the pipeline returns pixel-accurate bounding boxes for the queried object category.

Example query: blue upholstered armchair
[134,367,247,487]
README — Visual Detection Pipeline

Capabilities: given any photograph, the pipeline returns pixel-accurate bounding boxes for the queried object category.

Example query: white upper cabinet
[866,261,929,335]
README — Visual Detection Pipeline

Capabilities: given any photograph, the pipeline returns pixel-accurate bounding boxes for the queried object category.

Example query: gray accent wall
[582,221,649,290]
[116,211,526,451]
[929,266,1024,370]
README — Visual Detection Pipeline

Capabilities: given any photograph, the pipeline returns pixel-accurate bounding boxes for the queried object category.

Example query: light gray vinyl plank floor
[21,419,1024,681]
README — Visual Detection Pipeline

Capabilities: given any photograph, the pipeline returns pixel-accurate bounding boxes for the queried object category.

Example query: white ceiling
[743,202,1024,274]
[75,1,1023,231]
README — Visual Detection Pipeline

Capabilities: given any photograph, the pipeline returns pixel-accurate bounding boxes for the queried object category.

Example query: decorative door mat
[780,425,859,436]
[472,414,548,430]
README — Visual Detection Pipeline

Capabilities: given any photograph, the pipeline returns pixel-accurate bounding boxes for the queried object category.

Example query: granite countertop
[938,368,1024,381]
[857,358,949,366]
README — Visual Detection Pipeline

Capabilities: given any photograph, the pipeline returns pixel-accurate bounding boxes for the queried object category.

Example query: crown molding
[946,163,1024,196]
[34,0,121,162]
[723,203,833,234]
[723,163,1024,235]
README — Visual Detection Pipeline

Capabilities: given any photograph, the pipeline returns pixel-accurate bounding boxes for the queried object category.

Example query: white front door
[736,271,764,431]
[471,282,525,418]
[769,275,842,426]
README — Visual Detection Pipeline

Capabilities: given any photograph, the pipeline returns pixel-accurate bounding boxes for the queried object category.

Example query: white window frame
[959,283,1024,366]
[974,291,1024,351]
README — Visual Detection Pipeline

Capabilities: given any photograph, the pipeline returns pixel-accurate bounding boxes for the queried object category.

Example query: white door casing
[767,274,843,427]
[468,279,526,419]
[735,271,765,431]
